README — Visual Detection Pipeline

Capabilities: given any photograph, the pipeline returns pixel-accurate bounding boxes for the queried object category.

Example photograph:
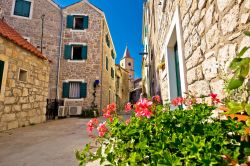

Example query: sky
[53,0,144,79]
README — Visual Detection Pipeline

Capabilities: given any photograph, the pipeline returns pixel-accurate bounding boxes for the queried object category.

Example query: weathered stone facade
[60,1,116,111]
[0,0,61,99]
[0,35,50,131]
[115,65,129,109]
[142,0,250,102]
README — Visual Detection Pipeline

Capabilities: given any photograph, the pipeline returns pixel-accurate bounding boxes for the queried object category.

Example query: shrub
[76,97,249,165]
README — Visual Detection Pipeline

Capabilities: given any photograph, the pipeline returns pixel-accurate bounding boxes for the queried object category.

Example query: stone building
[142,0,250,103]
[120,46,135,90]
[0,20,50,131]
[0,0,61,99]
[115,64,129,109]
[60,1,116,111]
[1,0,117,114]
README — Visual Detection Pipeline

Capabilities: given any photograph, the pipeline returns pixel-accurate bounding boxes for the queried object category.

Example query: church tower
[120,46,134,90]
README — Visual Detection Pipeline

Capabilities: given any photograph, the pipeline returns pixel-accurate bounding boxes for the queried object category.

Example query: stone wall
[0,0,61,99]
[60,2,103,110]
[0,36,50,131]
[144,0,250,102]
[101,18,116,110]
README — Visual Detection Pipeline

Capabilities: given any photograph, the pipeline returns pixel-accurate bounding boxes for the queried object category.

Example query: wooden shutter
[66,15,74,28]
[83,16,89,29]
[14,0,23,16]
[0,60,4,91]
[64,45,72,59]
[80,83,87,98]
[81,46,87,60]
[22,0,31,17]
[62,82,69,98]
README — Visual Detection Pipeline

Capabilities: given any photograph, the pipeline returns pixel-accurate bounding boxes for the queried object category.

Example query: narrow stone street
[0,118,91,166]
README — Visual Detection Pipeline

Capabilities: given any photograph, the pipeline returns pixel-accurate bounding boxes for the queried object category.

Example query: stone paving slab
[0,118,92,166]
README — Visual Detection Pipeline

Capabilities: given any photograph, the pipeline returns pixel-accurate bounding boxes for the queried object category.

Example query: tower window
[128,62,131,66]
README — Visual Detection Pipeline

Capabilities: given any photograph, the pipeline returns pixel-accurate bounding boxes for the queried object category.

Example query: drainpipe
[56,9,64,100]
[100,19,104,113]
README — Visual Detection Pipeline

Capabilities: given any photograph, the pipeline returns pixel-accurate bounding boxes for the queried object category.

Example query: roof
[122,46,132,59]
[0,20,48,61]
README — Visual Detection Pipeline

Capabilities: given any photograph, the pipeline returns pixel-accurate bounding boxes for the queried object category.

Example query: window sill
[11,14,32,20]
[64,98,84,101]
[67,60,86,63]
[70,29,87,33]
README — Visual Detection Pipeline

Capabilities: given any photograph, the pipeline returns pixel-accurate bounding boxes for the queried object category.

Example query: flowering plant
[76,95,249,165]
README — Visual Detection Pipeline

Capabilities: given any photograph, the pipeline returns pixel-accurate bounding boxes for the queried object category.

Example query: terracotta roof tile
[0,19,48,60]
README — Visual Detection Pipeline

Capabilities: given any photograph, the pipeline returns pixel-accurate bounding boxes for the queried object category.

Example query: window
[106,34,110,47]
[111,49,115,59]
[62,82,87,99]
[64,44,87,60]
[128,62,131,66]
[111,67,114,79]
[13,0,32,18]
[0,60,4,92]
[18,69,28,82]
[66,15,89,30]
[106,57,109,71]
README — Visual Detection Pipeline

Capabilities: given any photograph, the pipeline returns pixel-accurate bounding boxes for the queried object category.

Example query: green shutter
[66,15,74,28]
[64,45,72,59]
[62,82,69,98]
[83,16,89,29]
[0,60,5,91]
[14,0,22,16]
[22,0,31,17]
[174,43,182,97]
[81,46,87,60]
[106,57,108,70]
[80,83,87,98]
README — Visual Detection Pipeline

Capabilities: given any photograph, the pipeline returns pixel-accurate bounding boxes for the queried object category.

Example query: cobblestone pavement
[0,118,92,166]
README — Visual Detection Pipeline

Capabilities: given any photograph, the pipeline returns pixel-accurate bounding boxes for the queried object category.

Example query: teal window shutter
[14,0,31,17]
[106,57,108,70]
[62,82,69,98]
[174,43,182,97]
[0,60,5,91]
[83,16,89,29]
[64,45,72,59]
[80,83,87,98]
[81,46,87,60]
[66,15,74,28]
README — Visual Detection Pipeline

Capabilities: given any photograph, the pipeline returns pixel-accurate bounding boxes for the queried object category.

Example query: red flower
[107,103,116,112]
[125,102,132,112]
[86,118,98,134]
[135,98,153,118]
[97,122,108,137]
[171,97,184,106]
[210,93,220,104]
[152,95,161,103]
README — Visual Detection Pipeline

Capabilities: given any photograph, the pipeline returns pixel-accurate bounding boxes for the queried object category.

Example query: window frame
[18,68,28,82]
[11,0,33,20]
[68,14,89,32]
[67,42,87,62]
[63,79,86,101]
[69,81,81,99]
[73,16,84,30]
[0,55,9,101]
[71,45,83,60]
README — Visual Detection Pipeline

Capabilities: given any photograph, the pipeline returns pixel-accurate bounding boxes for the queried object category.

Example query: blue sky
[53,0,144,79]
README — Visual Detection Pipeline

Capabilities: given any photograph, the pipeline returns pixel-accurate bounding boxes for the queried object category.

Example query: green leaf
[226,101,244,114]
[244,31,250,37]
[245,104,250,116]
[229,58,242,70]
[237,47,249,57]
[239,64,249,77]
[246,119,250,127]
[75,150,82,160]
[227,77,244,90]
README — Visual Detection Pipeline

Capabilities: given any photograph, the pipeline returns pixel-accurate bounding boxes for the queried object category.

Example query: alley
[0,118,91,166]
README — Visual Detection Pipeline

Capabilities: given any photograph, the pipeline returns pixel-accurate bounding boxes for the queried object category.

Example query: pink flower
[107,103,116,112]
[152,95,161,103]
[103,109,112,118]
[135,98,153,118]
[125,102,132,112]
[125,118,130,125]
[86,118,99,134]
[210,93,220,104]
[171,97,184,106]
[97,122,108,137]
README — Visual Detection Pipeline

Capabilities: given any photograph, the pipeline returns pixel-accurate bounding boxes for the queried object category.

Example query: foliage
[225,31,250,127]
[76,96,249,165]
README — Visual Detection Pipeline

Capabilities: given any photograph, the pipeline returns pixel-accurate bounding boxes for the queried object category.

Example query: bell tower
[120,46,134,89]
